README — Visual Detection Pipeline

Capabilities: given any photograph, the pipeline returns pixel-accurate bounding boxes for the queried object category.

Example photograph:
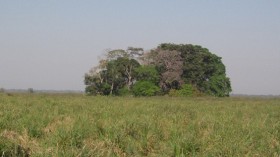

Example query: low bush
[178,84,193,96]
[132,81,160,96]
[168,84,193,97]
[118,87,132,96]
[168,89,180,97]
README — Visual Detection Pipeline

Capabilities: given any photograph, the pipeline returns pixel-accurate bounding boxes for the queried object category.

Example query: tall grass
[0,93,279,156]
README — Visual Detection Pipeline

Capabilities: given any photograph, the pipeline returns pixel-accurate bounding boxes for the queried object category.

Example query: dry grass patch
[1,129,42,156]
[83,138,127,157]
[43,116,74,134]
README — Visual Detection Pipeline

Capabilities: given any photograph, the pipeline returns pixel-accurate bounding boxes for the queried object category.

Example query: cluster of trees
[84,43,232,97]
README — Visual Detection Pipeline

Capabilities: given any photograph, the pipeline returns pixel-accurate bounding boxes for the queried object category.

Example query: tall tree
[85,47,142,95]
[84,59,110,95]
[158,43,232,96]
[106,60,125,95]
[145,48,184,92]
[115,57,140,90]
[127,47,144,59]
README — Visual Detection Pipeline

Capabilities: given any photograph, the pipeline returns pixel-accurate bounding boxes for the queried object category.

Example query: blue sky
[0,1,279,95]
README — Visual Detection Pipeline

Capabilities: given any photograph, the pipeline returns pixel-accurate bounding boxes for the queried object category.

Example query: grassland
[0,93,279,156]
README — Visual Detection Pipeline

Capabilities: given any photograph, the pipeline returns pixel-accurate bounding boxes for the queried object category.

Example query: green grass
[0,93,280,156]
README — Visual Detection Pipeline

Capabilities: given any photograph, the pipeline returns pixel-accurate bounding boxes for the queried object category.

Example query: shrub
[178,84,193,96]
[132,81,160,96]
[168,89,180,97]
[85,85,96,95]
[85,83,111,96]
[118,87,132,96]
[168,84,194,97]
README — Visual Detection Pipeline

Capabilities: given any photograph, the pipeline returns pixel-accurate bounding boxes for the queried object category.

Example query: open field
[0,93,280,156]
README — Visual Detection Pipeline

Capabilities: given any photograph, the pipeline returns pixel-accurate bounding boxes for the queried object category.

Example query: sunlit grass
[0,93,279,156]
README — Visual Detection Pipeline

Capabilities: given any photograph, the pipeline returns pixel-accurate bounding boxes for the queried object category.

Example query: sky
[0,1,279,95]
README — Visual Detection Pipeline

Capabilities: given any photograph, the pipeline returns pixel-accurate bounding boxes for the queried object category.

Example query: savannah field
[0,93,279,157]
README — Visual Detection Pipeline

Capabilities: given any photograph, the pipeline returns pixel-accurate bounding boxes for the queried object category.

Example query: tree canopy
[85,43,232,97]
[157,43,232,96]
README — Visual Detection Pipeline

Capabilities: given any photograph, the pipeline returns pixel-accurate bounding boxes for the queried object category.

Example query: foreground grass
[0,93,279,156]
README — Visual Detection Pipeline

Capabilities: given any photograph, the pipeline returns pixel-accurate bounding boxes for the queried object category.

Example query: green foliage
[85,48,141,96]
[168,84,194,97]
[158,43,232,97]
[135,65,159,84]
[105,60,126,94]
[85,44,232,97]
[85,83,111,96]
[85,84,96,95]
[115,57,140,87]
[205,74,232,97]
[118,87,132,96]
[99,83,112,95]
[178,84,193,96]
[132,81,160,96]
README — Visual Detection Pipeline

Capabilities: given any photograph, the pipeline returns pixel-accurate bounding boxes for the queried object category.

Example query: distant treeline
[0,88,83,94]
[84,43,232,97]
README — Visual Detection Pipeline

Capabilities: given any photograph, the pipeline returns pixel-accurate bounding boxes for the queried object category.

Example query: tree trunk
[126,66,132,90]
[110,82,114,95]
[127,75,132,90]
